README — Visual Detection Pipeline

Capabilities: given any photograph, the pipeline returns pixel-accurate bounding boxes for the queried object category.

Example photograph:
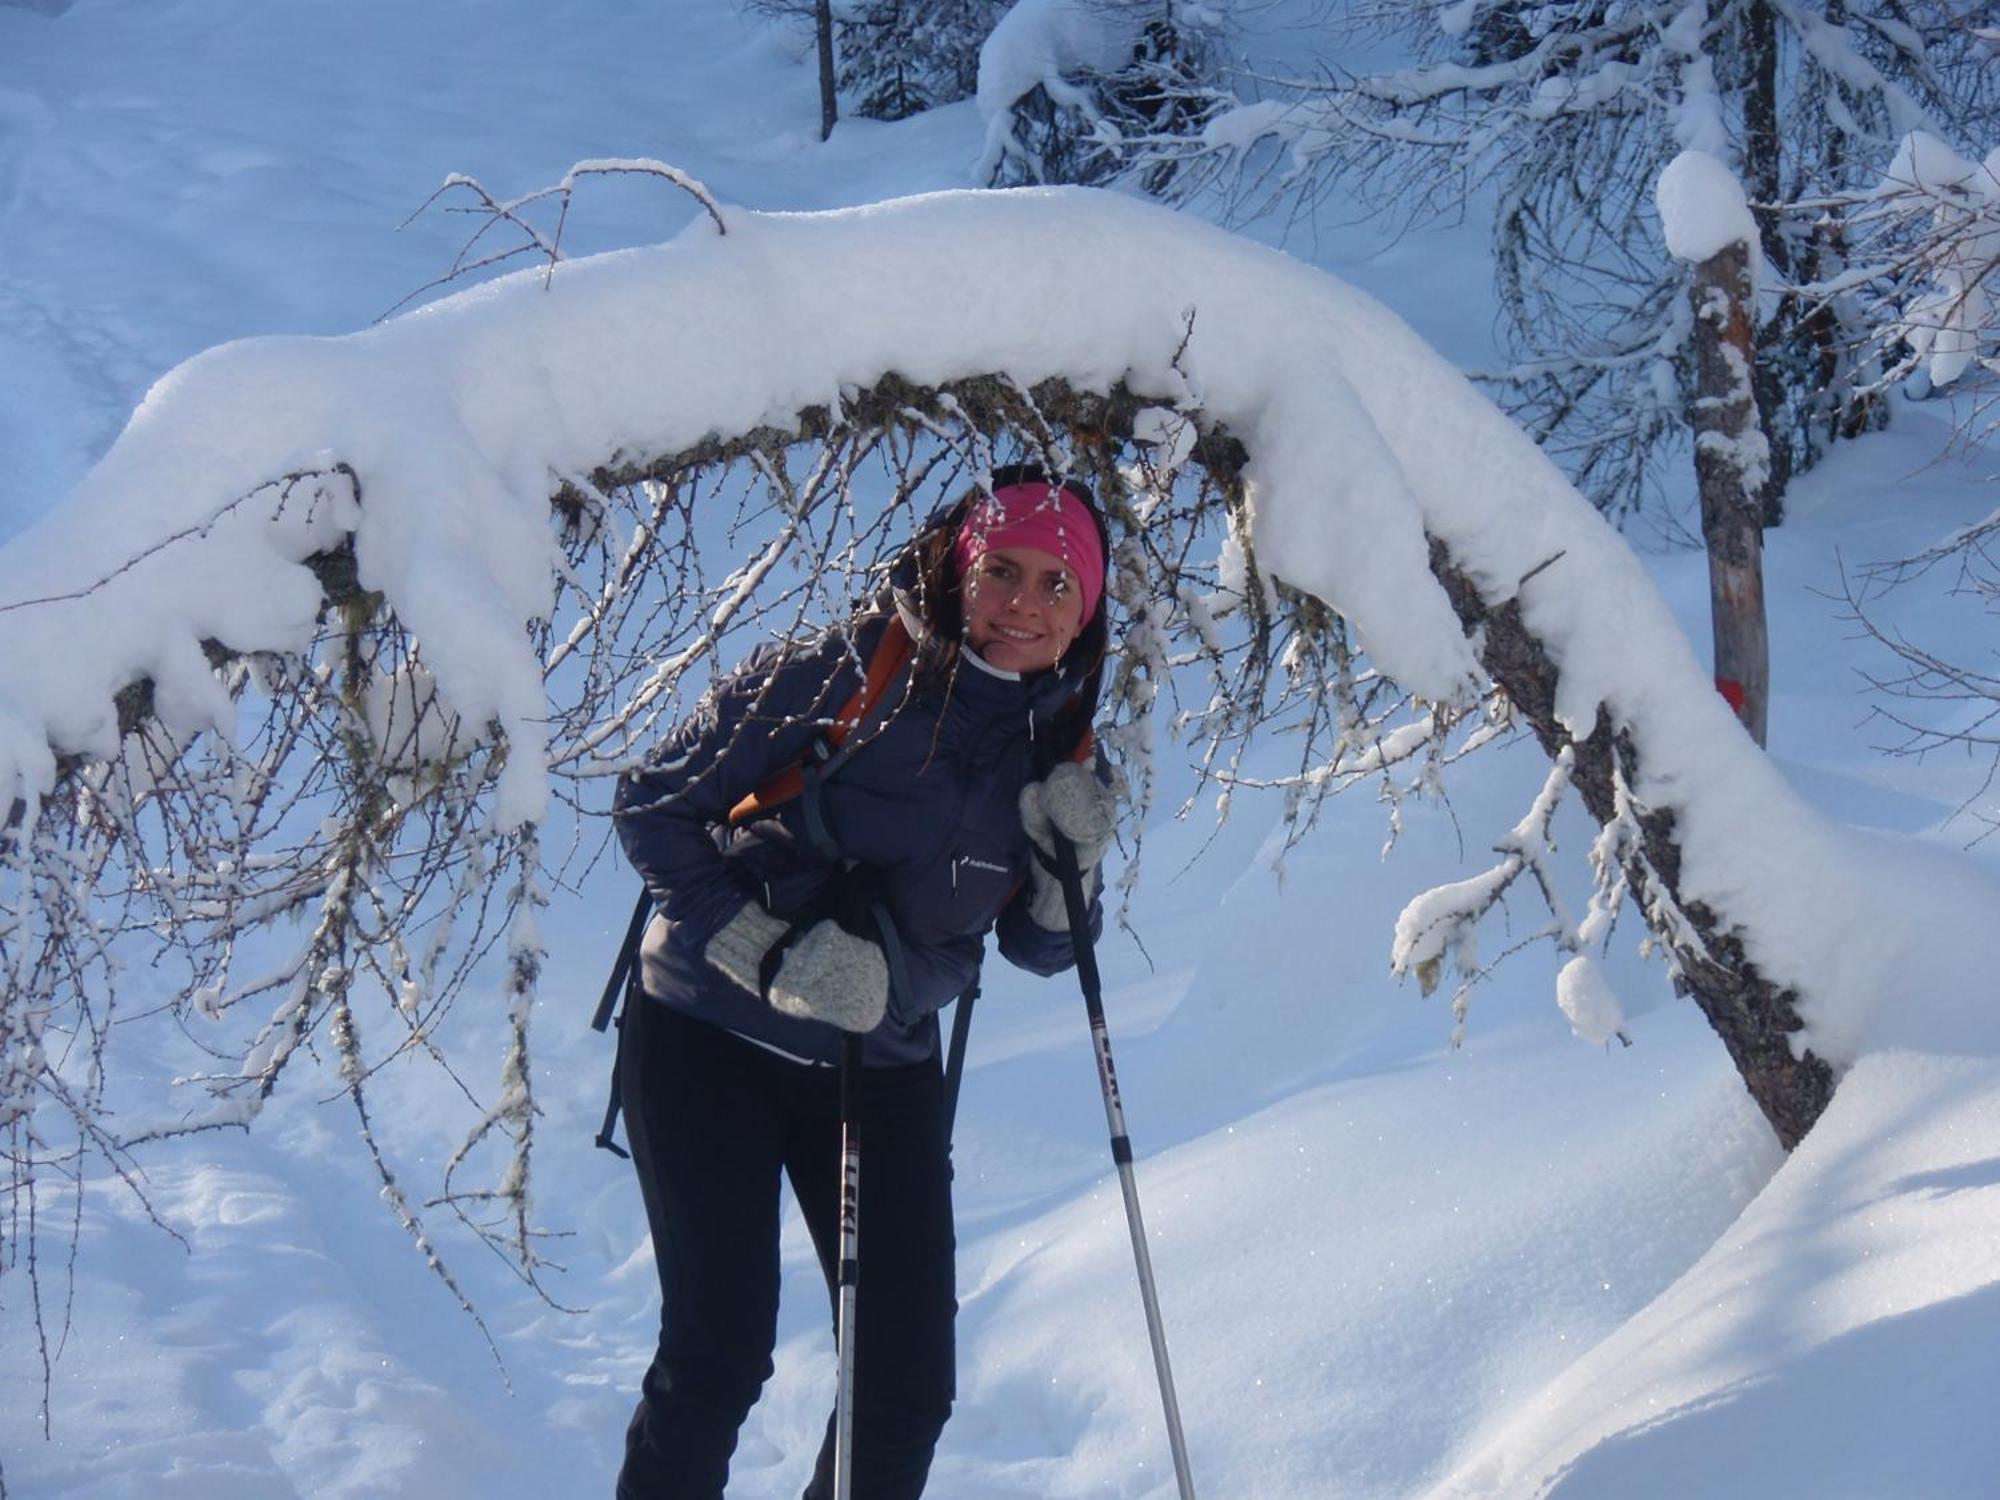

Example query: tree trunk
[817,0,839,141]
[1427,540,1836,1149]
[1740,0,1791,525]
[1188,395,1828,1149]
[1689,239,1771,748]
[1794,0,1882,447]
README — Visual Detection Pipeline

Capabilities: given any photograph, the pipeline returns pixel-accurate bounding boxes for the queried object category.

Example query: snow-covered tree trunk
[1690,238,1771,747]
[1659,151,1773,745]
[1424,543,1832,1147]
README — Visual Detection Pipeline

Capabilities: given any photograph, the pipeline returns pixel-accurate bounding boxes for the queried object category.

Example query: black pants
[616,999,957,1500]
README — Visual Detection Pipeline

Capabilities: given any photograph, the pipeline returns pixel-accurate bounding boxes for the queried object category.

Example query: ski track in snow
[5,1154,507,1498]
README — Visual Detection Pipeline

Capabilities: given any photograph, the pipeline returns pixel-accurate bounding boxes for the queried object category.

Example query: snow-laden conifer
[976,0,1231,191]
[839,0,1006,120]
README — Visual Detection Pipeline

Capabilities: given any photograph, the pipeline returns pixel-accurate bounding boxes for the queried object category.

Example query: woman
[611,466,1120,1500]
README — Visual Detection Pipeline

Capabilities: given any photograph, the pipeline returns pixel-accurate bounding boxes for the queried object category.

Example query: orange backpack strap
[726,615,917,829]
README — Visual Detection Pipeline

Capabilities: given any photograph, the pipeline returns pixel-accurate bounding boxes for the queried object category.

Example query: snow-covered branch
[0,184,1916,1338]
[388,160,729,319]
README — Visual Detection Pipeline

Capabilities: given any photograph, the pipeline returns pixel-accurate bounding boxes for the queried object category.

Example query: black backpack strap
[592,884,653,1158]
[942,970,980,1141]
[594,1022,633,1160]
[594,885,654,1034]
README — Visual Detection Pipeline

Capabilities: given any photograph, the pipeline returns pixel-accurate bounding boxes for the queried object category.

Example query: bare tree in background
[1831,129,2000,815]
[1170,2,1998,528]
[741,0,841,139]
[817,0,837,139]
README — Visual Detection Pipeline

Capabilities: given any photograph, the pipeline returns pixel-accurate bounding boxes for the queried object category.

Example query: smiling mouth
[990,623,1041,644]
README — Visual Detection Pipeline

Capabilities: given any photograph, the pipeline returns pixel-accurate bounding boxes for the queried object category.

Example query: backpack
[591,613,918,1156]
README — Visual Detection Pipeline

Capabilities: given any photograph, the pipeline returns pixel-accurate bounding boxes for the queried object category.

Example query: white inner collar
[960,644,1022,682]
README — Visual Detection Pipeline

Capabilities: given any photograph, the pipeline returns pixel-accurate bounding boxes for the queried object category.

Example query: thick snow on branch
[0,185,1913,1061]
[1769,0,1944,143]
[1875,132,2000,389]
[972,0,1148,181]
[975,0,1140,124]
[1656,149,1763,282]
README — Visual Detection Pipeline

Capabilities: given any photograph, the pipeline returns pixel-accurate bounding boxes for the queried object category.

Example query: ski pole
[1052,832,1198,1500]
[832,1029,864,1500]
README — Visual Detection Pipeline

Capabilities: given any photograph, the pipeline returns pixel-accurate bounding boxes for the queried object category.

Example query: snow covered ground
[4,2,2000,1497]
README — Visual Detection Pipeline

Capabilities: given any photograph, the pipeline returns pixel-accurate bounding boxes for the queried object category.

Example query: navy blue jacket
[613,609,1098,1066]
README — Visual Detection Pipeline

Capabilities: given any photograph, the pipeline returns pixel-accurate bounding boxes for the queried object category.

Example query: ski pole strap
[795,741,919,1025]
[866,895,918,1029]
[756,912,822,998]
[800,750,841,861]
[795,735,919,1025]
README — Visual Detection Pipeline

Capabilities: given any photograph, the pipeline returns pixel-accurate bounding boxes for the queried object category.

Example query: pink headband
[953,482,1106,626]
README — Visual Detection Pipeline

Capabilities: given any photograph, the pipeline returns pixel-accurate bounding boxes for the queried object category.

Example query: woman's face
[962,544,1087,674]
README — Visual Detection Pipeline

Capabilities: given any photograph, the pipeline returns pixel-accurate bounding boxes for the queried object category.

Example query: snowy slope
[5,3,2000,1499]
[1425,1050,2000,1500]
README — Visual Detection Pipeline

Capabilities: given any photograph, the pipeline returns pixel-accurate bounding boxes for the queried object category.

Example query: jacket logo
[956,856,1009,876]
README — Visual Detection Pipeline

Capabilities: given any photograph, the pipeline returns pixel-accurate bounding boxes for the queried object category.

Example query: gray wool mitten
[705,902,791,996]
[705,902,889,1034]
[765,921,889,1033]
[1019,759,1121,930]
